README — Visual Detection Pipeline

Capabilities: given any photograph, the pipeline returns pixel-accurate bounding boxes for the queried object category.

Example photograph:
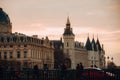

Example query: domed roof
[0,8,10,24]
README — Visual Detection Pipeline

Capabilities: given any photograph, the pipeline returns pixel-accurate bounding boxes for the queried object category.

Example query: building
[0,8,54,69]
[52,17,105,69]
[85,36,105,68]
[0,8,105,69]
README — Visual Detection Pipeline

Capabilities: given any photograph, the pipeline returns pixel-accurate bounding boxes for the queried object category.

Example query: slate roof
[85,36,102,51]
[63,17,74,36]
[0,8,10,24]
[50,40,63,48]
[96,38,102,51]
[85,37,92,50]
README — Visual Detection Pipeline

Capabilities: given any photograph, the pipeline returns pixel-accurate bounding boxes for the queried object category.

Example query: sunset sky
[0,0,120,66]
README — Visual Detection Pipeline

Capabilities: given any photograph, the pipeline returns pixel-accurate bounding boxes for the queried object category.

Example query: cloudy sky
[0,0,120,66]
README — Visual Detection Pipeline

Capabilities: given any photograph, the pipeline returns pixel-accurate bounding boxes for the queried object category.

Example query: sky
[0,0,120,66]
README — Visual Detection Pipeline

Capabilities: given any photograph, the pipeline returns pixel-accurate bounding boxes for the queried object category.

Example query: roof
[91,38,97,51]
[85,37,92,50]
[85,36,103,51]
[51,40,63,45]
[0,8,10,24]
[63,27,74,35]
[63,17,74,36]
[0,33,44,45]
[96,38,102,51]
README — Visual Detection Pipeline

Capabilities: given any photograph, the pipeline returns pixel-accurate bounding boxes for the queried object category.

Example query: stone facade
[85,36,105,68]
[52,17,105,69]
[62,17,88,69]
[0,8,54,69]
[0,8,105,69]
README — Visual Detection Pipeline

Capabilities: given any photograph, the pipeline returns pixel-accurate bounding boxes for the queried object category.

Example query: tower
[63,16,75,69]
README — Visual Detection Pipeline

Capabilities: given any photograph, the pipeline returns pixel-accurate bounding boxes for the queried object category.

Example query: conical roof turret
[96,37,102,51]
[85,34,92,50]
[91,36,97,51]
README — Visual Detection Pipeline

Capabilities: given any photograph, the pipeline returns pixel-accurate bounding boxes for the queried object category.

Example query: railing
[0,69,120,80]
[103,68,120,80]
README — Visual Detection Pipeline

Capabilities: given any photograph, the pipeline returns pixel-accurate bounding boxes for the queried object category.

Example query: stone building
[52,17,105,69]
[0,8,54,69]
[52,17,88,69]
[0,8,105,69]
[85,36,105,68]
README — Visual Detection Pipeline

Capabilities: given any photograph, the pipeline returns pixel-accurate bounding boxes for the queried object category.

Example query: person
[76,64,80,80]
[60,63,67,80]
[79,63,84,79]
[33,65,39,79]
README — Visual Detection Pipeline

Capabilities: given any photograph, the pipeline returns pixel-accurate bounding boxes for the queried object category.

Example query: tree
[107,61,117,69]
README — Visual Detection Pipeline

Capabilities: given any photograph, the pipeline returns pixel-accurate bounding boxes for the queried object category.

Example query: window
[24,51,27,58]
[4,52,7,59]
[10,45,13,48]
[91,61,93,64]
[67,42,69,47]
[17,51,20,58]
[91,56,93,59]
[10,52,13,59]
[24,45,27,47]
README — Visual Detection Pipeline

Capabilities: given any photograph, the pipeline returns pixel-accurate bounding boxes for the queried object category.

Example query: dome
[0,8,12,33]
[0,8,10,24]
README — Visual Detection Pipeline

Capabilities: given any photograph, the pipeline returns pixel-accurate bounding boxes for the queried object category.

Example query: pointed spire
[96,35,102,51]
[92,35,97,51]
[63,16,74,36]
[85,34,92,50]
[67,16,70,25]
[66,16,71,27]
